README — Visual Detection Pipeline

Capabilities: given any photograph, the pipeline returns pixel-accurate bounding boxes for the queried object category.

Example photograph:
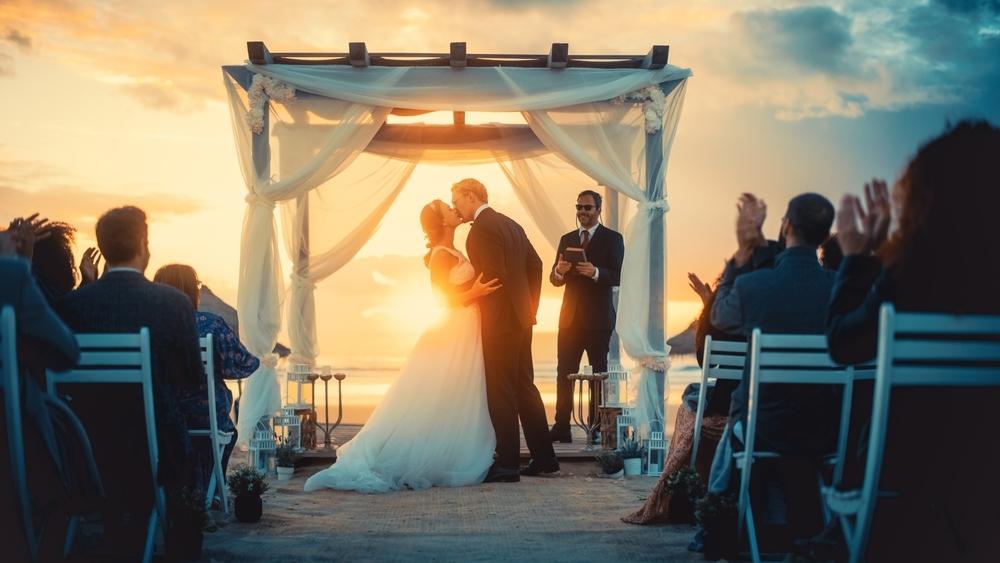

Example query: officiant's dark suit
[453,179,558,480]
[59,206,201,556]
[549,193,624,442]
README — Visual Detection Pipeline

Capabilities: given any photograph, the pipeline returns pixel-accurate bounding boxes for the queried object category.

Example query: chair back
[195,334,220,437]
[691,336,747,466]
[737,330,872,562]
[46,328,164,563]
[1,306,41,561]
[849,304,1000,562]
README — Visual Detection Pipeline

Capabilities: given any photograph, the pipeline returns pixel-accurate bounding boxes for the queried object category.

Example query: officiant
[548,190,624,444]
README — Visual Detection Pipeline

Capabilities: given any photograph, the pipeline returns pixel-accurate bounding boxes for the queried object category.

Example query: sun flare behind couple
[304,178,558,493]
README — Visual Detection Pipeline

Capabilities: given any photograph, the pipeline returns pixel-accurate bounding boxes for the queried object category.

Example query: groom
[451,178,559,483]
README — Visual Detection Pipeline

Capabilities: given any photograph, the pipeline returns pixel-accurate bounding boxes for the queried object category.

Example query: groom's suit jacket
[466,207,543,340]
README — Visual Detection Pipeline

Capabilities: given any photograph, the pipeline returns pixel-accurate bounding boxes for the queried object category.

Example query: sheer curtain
[225,73,391,444]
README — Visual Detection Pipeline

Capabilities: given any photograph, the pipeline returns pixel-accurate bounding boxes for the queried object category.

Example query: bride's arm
[430,251,501,307]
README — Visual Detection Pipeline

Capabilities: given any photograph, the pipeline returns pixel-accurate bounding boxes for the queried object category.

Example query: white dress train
[304,247,496,494]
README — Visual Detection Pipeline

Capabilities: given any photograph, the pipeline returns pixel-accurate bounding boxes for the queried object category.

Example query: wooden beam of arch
[242,41,670,69]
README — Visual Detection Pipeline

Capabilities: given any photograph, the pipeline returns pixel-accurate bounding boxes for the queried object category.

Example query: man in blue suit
[59,206,202,558]
[548,190,624,444]
[712,192,838,456]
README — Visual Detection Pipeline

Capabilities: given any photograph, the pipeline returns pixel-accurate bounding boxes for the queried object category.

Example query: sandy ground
[200,455,709,563]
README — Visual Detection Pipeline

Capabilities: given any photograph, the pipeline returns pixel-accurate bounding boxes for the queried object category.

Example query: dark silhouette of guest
[827,120,1000,561]
[154,264,259,499]
[59,206,202,559]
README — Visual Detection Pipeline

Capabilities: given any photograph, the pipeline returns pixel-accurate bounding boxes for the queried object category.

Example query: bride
[304,200,500,494]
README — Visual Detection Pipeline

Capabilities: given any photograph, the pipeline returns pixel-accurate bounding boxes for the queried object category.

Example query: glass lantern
[286,364,314,409]
[601,364,629,408]
[645,423,667,476]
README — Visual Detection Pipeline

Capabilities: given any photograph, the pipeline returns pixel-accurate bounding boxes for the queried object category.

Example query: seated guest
[0,230,96,562]
[153,264,259,497]
[623,272,736,524]
[713,192,839,456]
[629,197,781,529]
[826,120,1000,561]
[703,192,838,551]
[59,206,202,558]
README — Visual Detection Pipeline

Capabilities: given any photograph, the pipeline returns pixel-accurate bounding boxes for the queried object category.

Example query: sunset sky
[2,0,998,366]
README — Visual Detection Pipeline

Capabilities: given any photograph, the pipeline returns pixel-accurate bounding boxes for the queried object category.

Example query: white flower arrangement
[246,73,297,134]
[638,198,670,213]
[611,84,667,134]
[636,355,671,372]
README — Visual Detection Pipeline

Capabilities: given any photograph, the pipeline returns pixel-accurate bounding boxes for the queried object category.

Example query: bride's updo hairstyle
[421,200,445,266]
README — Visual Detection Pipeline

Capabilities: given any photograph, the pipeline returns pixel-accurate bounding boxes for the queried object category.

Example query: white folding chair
[690,336,747,467]
[47,328,165,563]
[736,330,871,563]
[824,303,1000,563]
[2,306,42,561]
[187,334,233,513]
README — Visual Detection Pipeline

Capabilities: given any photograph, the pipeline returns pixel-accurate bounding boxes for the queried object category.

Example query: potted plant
[618,433,644,476]
[663,466,706,524]
[165,487,207,561]
[596,449,624,478]
[275,438,301,481]
[695,492,739,560]
[228,464,269,523]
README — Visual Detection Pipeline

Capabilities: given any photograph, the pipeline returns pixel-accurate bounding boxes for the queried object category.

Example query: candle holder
[318,371,346,451]
[568,372,609,452]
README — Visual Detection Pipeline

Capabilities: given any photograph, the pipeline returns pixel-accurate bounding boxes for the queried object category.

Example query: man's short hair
[95,206,148,263]
[451,178,489,203]
[578,190,602,209]
[785,193,835,248]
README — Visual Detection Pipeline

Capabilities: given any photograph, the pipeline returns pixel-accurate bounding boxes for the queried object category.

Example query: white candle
[321,365,331,376]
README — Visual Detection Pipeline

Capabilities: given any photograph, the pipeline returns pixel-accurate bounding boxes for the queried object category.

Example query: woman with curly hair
[827,120,1000,560]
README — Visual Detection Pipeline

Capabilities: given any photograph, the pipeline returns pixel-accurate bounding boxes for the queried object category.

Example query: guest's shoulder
[0,256,31,279]
[196,311,228,331]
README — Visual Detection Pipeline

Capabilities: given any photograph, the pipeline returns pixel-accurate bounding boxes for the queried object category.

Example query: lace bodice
[432,246,475,286]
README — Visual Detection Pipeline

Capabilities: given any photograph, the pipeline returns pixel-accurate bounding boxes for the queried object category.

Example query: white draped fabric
[224,63,691,442]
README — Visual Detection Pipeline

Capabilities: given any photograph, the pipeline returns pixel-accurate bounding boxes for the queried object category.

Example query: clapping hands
[733,193,767,267]
[80,247,103,285]
[837,179,891,256]
[687,272,713,305]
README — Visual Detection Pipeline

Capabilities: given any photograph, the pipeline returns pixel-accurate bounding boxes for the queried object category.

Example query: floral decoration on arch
[246,74,297,134]
[636,355,671,372]
[611,84,667,134]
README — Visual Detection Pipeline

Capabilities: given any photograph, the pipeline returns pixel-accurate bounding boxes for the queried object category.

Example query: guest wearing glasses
[547,190,624,444]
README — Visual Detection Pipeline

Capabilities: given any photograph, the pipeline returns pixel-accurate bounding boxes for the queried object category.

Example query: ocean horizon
[235,353,703,426]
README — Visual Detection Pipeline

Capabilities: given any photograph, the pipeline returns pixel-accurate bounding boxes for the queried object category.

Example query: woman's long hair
[153,263,200,309]
[878,120,1000,314]
[421,200,445,267]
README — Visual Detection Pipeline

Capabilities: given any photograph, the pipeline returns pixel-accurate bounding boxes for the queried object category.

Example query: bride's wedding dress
[304,247,496,493]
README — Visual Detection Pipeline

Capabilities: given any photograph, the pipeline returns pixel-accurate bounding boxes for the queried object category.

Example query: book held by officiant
[563,247,588,273]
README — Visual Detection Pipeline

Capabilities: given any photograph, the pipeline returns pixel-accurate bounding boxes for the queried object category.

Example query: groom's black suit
[466,206,557,471]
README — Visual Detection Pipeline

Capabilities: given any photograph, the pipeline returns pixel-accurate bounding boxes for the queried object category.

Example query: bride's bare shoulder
[429,247,459,270]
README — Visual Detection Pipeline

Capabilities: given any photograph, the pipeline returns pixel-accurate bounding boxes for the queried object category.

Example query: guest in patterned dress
[154,264,259,495]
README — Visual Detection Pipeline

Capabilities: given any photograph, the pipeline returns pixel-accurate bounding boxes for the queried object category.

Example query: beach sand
[202,450,706,562]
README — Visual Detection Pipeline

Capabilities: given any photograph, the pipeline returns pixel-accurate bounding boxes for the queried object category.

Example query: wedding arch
[222,42,692,444]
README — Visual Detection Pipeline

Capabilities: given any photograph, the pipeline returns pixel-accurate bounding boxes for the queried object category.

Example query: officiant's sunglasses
[575,204,597,211]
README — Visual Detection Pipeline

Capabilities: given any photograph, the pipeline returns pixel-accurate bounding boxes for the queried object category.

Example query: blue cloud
[904,0,1000,104]
[736,6,855,75]
[933,0,1000,15]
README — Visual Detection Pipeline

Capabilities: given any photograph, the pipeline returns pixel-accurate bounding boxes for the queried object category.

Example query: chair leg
[745,499,762,563]
[213,437,230,514]
[63,515,78,558]
[143,509,157,563]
